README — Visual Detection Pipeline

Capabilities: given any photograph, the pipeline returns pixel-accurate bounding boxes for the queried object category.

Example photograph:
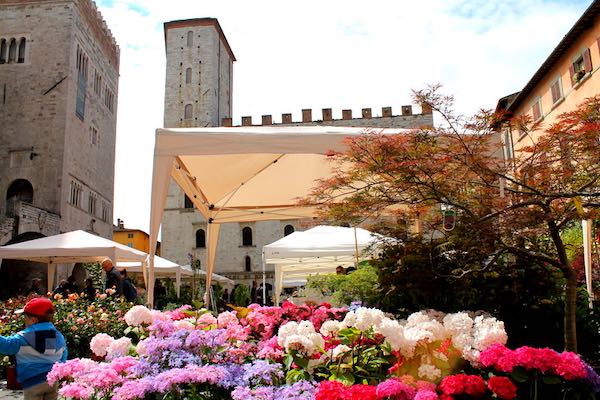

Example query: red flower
[348,384,377,400]
[315,381,347,400]
[487,376,517,400]
[439,374,485,397]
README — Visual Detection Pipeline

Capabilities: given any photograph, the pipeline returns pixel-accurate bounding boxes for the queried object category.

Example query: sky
[95,0,593,235]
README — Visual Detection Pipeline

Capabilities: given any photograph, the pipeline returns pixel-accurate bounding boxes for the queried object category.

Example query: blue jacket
[0,322,67,388]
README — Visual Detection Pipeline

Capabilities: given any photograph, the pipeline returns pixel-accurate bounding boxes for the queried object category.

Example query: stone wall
[0,0,119,240]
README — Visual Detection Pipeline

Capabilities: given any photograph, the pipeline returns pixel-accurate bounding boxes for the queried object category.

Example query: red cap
[15,297,54,317]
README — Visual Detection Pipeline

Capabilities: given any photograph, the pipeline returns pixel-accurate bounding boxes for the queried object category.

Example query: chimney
[402,105,413,115]
[362,108,372,119]
[262,115,272,125]
[382,107,392,117]
[342,109,353,120]
[117,218,124,229]
[221,117,232,127]
[282,113,293,124]
[241,116,252,126]
[322,108,332,121]
[421,102,433,114]
[302,109,312,122]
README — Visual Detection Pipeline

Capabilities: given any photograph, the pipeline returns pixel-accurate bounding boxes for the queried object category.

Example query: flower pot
[6,365,22,390]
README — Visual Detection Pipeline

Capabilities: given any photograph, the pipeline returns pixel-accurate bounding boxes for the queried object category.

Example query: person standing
[83,278,97,302]
[120,269,137,303]
[28,279,44,296]
[101,258,123,296]
[0,297,67,400]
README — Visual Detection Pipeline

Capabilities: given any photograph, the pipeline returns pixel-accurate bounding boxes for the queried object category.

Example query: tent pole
[353,226,359,266]
[262,250,266,305]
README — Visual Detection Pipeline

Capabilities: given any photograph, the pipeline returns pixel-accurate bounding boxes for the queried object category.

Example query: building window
[185,67,192,84]
[184,104,193,119]
[550,77,563,104]
[88,192,97,215]
[195,229,206,248]
[76,45,88,120]
[90,126,98,145]
[502,128,514,161]
[8,38,16,63]
[0,39,6,64]
[127,243,133,247]
[184,194,194,208]
[69,181,82,207]
[531,97,542,123]
[101,202,109,222]
[127,233,134,238]
[17,38,25,63]
[242,227,253,246]
[245,256,251,272]
[570,48,592,86]
[93,70,102,96]
[284,224,295,236]
[187,31,193,47]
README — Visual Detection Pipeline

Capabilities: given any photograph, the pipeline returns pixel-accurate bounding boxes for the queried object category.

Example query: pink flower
[106,337,132,360]
[58,383,93,399]
[217,311,239,327]
[124,305,153,326]
[90,333,114,357]
[555,351,587,380]
[197,312,218,326]
[376,378,416,399]
[109,356,138,374]
[439,374,485,397]
[348,384,377,400]
[315,381,346,400]
[415,390,439,400]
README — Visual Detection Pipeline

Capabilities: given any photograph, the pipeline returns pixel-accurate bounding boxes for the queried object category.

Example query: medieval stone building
[161,18,433,294]
[0,0,119,295]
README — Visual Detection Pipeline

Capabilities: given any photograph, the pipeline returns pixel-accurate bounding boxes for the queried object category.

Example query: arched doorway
[0,231,46,299]
[6,179,33,217]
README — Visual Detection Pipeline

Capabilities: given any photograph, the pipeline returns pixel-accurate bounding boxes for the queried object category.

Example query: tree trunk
[564,265,578,352]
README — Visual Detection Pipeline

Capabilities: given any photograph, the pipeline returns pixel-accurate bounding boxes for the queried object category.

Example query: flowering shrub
[48,302,600,399]
[0,293,134,360]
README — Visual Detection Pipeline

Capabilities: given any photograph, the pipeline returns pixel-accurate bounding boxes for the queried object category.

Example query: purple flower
[585,363,600,393]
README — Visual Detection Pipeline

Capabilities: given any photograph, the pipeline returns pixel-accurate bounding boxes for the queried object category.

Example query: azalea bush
[47,301,600,399]
[0,292,134,360]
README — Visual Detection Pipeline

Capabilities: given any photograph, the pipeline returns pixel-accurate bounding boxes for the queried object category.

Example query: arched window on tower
[184,104,193,119]
[187,31,193,47]
[284,224,295,236]
[0,39,6,64]
[17,38,26,63]
[242,227,253,246]
[184,194,194,208]
[185,67,192,84]
[196,229,206,248]
[8,38,17,63]
[245,256,251,272]
[6,179,33,217]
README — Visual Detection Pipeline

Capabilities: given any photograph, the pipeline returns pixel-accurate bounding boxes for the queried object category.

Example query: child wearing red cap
[0,297,67,400]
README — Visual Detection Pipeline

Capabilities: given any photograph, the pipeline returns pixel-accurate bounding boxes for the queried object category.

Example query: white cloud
[95,0,592,233]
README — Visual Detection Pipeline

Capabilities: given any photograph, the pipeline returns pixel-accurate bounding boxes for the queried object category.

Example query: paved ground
[0,380,23,400]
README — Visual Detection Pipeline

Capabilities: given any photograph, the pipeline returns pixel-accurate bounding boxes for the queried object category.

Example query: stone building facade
[0,0,119,295]
[161,18,433,292]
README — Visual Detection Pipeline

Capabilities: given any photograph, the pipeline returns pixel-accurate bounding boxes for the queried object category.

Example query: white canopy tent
[264,225,385,304]
[148,126,404,306]
[0,230,148,292]
[180,266,235,290]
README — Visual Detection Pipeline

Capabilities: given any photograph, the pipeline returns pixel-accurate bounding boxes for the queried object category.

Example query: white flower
[124,305,153,326]
[106,337,132,359]
[443,312,473,335]
[418,363,442,381]
[173,320,195,330]
[135,339,149,356]
[320,320,342,337]
[150,310,171,323]
[90,333,114,357]
[331,344,351,361]
[284,334,316,356]
[472,316,507,351]
[217,311,239,327]
[378,318,416,358]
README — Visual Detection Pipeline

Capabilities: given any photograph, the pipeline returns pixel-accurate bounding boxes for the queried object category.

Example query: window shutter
[569,65,576,86]
[583,48,592,73]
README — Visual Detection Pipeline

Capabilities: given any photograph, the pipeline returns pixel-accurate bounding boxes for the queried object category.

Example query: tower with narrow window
[0,0,119,295]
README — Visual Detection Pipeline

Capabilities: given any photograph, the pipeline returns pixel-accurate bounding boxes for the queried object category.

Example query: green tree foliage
[306,264,379,306]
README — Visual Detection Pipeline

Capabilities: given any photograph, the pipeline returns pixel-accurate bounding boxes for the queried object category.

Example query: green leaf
[542,375,562,385]
[510,367,529,383]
